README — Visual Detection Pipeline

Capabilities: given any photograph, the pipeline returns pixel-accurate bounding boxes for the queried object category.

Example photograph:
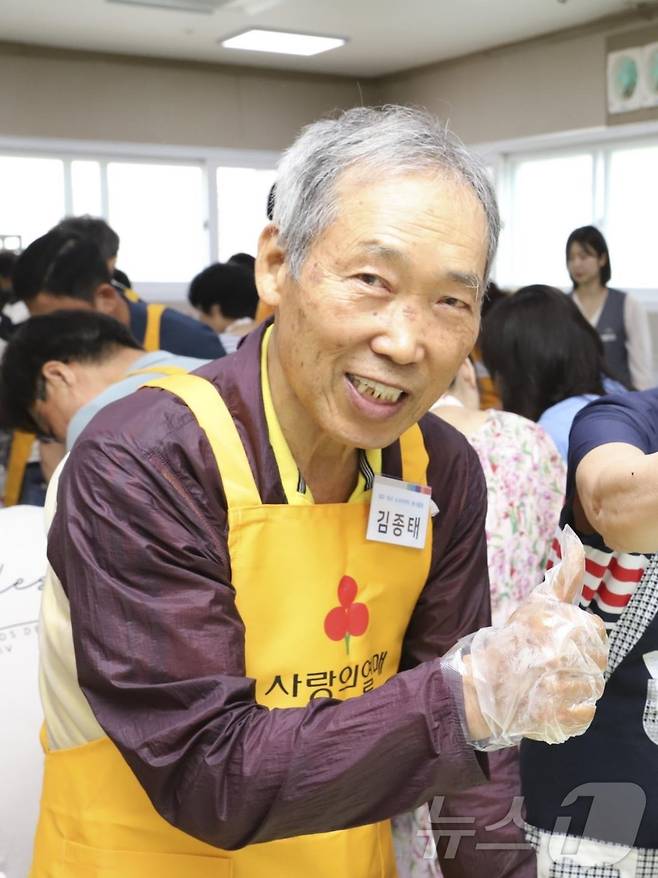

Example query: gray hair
[273,105,499,285]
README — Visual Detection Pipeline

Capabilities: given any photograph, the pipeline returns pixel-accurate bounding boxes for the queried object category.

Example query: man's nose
[370,305,424,365]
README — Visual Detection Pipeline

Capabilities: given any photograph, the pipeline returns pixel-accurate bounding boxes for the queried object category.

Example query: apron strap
[122,286,141,304]
[144,303,166,352]
[3,429,36,506]
[125,366,189,378]
[145,374,261,508]
[398,423,430,486]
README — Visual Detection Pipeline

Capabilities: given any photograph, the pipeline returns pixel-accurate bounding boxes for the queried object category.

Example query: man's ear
[41,360,76,390]
[93,282,121,316]
[256,223,287,308]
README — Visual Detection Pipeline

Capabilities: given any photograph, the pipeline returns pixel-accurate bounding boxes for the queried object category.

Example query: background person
[433,357,566,627]
[0,310,209,449]
[566,225,653,390]
[470,281,509,411]
[12,229,226,359]
[188,257,259,353]
[56,214,133,289]
[4,234,225,505]
[481,284,627,460]
[0,248,18,345]
[522,386,658,875]
[55,215,126,285]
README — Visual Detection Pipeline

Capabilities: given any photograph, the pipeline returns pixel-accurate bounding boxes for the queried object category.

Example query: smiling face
[257,169,488,453]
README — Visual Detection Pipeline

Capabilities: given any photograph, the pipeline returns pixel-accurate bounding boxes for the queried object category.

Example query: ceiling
[0,0,648,77]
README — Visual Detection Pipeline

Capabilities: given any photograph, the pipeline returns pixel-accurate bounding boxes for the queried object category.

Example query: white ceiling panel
[0,0,645,77]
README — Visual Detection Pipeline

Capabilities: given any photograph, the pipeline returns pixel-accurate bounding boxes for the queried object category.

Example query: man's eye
[355,273,383,287]
[438,296,470,310]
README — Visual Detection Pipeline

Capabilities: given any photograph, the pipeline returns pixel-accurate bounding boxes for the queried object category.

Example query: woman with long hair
[566,225,652,389]
[481,284,626,459]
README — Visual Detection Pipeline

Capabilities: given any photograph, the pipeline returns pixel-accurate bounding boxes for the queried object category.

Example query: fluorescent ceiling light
[107,0,228,12]
[221,29,345,56]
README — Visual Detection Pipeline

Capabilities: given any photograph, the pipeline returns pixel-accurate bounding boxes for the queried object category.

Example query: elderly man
[31,107,606,878]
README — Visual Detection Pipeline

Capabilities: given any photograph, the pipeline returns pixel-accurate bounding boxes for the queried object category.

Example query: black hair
[0,310,142,434]
[188,261,259,320]
[480,284,615,422]
[0,249,17,279]
[55,215,120,262]
[42,237,111,303]
[112,267,132,289]
[228,252,256,271]
[481,280,509,320]
[11,229,76,302]
[566,225,611,287]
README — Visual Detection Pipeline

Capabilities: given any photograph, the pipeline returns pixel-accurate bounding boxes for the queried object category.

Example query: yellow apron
[3,428,36,506]
[30,374,433,878]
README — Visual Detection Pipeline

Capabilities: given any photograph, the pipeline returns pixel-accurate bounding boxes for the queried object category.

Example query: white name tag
[366,474,433,550]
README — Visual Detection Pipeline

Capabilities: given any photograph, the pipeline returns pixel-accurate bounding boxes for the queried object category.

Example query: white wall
[376,11,658,144]
[0,41,374,151]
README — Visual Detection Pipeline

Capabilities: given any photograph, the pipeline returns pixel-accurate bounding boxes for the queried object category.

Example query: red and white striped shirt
[547,533,649,630]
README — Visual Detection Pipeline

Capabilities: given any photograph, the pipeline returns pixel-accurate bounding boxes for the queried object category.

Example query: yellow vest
[30,373,433,878]
[143,303,166,353]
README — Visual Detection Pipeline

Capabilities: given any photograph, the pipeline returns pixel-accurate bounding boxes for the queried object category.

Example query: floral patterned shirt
[469,410,566,628]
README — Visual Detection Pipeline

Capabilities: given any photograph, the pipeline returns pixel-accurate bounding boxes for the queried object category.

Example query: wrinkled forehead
[310,168,488,274]
[330,165,486,238]
[333,163,472,203]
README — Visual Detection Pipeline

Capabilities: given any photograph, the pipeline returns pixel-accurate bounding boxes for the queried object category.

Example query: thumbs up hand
[443,526,608,750]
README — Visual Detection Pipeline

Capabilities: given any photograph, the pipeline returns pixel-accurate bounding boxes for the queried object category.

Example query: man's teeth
[351,375,403,403]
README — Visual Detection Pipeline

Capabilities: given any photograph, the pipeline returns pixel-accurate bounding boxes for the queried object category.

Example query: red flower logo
[324,575,369,655]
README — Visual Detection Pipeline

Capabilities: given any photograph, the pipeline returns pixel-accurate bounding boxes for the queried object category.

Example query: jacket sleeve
[48,416,486,851]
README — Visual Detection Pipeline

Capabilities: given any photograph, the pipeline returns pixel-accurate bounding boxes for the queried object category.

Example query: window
[71,160,102,217]
[488,132,658,295]
[0,143,277,299]
[505,153,593,289]
[606,144,658,290]
[0,156,65,250]
[216,166,276,261]
[107,161,206,284]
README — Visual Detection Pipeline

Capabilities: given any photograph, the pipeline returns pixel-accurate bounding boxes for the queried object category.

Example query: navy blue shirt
[561,389,658,550]
[567,388,658,499]
[127,298,225,360]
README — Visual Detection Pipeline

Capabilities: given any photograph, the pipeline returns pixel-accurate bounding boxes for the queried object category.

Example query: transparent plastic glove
[443,525,608,750]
